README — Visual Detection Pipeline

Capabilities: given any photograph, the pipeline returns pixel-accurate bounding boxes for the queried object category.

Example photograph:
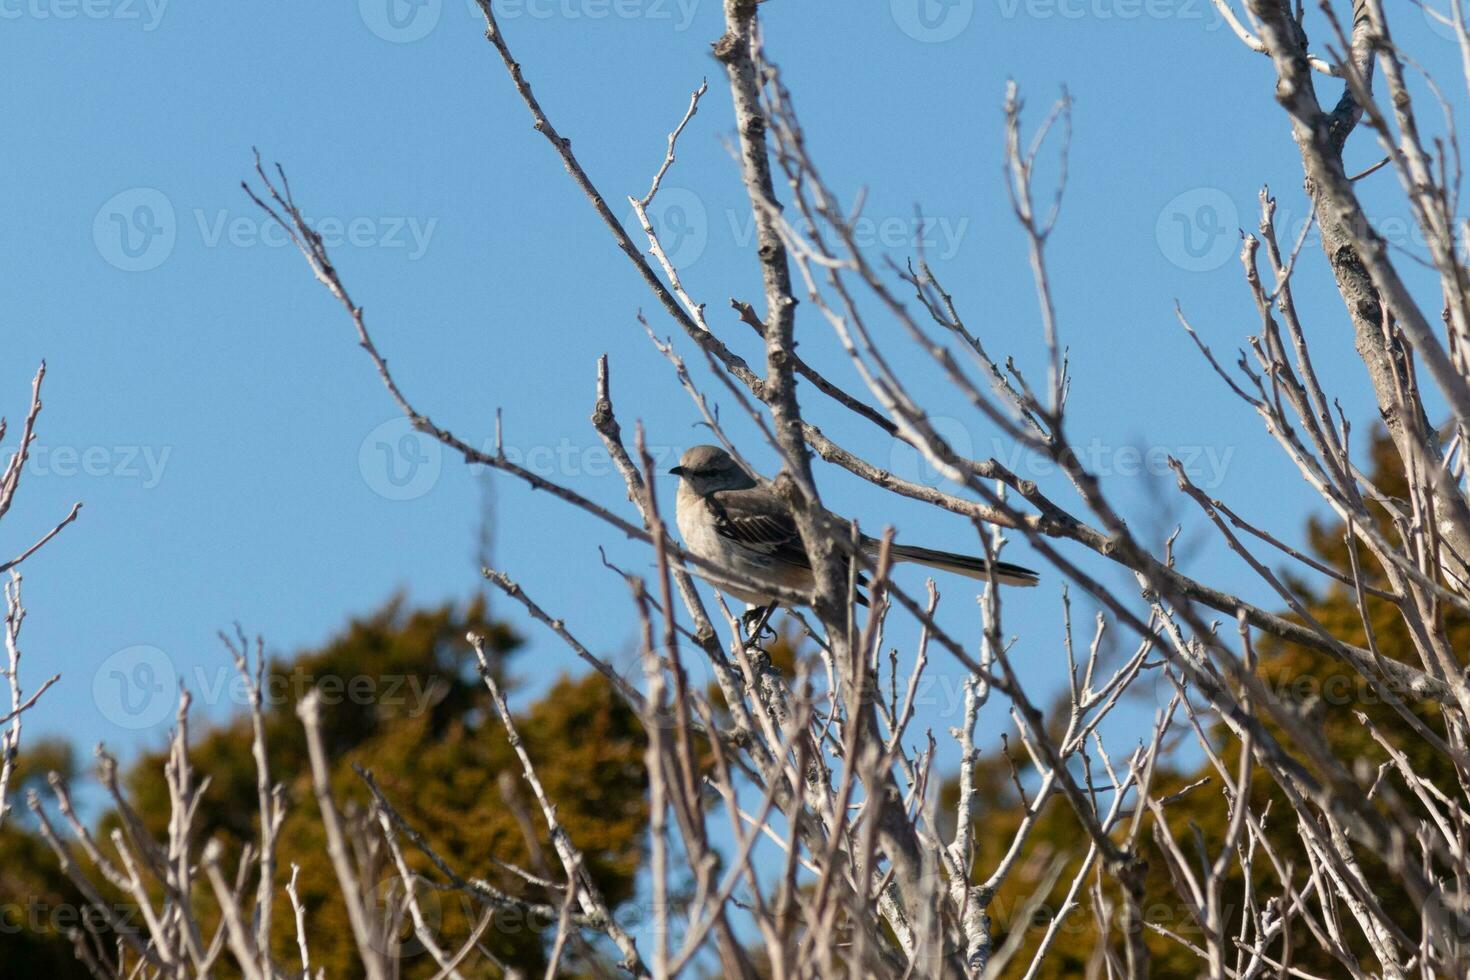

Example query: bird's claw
[741,605,777,647]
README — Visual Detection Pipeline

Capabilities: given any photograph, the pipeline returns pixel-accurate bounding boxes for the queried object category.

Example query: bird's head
[669,444,756,495]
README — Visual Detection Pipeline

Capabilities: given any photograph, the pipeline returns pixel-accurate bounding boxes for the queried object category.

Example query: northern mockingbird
[670,445,1038,608]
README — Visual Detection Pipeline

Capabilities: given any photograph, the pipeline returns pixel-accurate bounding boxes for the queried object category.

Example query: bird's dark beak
[668,466,685,477]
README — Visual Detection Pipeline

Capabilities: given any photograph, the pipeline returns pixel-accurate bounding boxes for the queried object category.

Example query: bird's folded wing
[708,489,811,569]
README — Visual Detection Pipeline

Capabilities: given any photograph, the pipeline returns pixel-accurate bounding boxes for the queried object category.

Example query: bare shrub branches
[29,0,1470,976]
[0,363,82,832]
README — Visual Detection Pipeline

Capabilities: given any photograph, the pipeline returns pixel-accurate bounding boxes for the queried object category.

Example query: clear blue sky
[2,1,1460,781]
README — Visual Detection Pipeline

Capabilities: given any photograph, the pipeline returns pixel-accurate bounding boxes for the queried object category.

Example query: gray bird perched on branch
[669,445,1038,613]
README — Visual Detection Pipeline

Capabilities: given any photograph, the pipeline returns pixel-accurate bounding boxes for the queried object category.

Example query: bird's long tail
[886,543,1040,587]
